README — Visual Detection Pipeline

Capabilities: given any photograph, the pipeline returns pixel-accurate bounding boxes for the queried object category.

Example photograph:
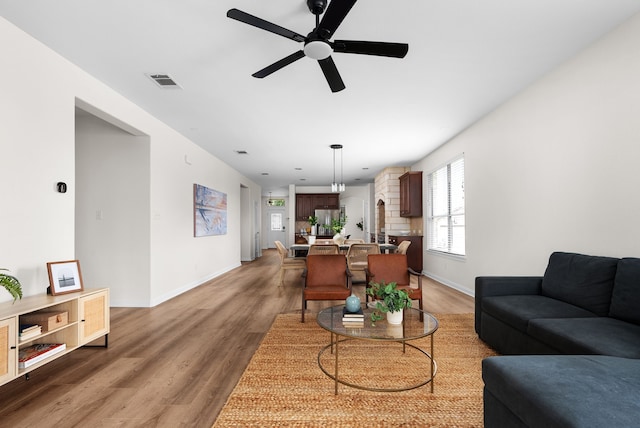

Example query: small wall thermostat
[56,182,67,193]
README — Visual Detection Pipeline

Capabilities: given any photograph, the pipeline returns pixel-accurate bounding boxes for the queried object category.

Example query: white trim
[426,249,467,262]
[423,271,474,298]
[148,262,241,307]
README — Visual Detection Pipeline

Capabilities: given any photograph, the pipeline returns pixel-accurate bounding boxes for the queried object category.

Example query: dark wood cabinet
[399,171,423,217]
[388,235,423,272]
[327,194,340,208]
[295,194,315,221]
[312,194,339,209]
[296,193,339,220]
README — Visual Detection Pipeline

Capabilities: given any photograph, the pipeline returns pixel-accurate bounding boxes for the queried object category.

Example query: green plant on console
[366,280,411,323]
[0,268,23,302]
[307,215,318,226]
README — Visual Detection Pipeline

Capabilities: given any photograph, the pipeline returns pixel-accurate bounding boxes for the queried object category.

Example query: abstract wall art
[194,184,227,237]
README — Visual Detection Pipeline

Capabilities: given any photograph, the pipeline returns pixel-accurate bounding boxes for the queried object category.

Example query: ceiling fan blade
[333,40,408,58]
[318,57,345,93]
[252,50,306,78]
[316,0,357,39]
[227,8,306,42]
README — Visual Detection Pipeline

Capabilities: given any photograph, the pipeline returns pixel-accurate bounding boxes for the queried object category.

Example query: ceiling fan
[227,0,408,93]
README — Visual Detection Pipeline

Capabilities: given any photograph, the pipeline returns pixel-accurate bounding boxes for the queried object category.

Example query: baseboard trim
[422,271,475,298]
[149,263,242,307]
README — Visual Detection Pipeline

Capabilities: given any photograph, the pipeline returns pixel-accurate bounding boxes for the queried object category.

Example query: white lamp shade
[304,41,332,60]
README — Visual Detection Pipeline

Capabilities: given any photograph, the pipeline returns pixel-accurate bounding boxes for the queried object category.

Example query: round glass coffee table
[316,305,439,394]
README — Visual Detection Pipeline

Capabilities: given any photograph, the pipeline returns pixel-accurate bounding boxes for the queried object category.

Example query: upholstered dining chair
[346,243,380,284]
[308,244,340,255]
[275,240,306,286]
[396,240,411,254]
[301,254,352,322]
[365,253,423,320]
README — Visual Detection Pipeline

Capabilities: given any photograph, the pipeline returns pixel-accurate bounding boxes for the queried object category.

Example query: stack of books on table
[19,324,42,342]
[18,343,66,369]
[342,307,365,328]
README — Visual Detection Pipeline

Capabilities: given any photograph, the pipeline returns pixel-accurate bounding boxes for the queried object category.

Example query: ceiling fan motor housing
[307,0,327,15]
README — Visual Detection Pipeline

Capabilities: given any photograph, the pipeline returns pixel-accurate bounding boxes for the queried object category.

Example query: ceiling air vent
[146,73,182,89]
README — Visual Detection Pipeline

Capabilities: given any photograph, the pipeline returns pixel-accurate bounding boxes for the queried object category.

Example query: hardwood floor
[0,249,474,427]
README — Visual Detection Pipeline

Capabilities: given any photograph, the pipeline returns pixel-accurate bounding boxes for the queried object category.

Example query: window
[427,155,465,256]
[266,198,285,207]
[270,213,283,231]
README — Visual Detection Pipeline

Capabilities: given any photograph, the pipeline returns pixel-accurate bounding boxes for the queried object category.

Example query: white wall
[414,13,640,295]
[338,185,371,241]
[75,113,151,307]
[0,17,261,306]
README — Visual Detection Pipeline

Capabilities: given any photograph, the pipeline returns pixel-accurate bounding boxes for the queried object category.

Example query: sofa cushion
[528,317,640,358]
[482,295,596,333]
[541,252,618,316]
[609,257,640,324]
[483,355,640,428]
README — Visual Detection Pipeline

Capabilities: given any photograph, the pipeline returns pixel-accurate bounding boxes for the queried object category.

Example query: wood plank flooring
[0,249,474,427]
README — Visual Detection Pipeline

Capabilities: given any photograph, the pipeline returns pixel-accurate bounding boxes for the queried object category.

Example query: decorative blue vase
[345,294,361,313]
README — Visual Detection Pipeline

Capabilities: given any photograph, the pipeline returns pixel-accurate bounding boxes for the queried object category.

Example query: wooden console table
[0,288,109,386]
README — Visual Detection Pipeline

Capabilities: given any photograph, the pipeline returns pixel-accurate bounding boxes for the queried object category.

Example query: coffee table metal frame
[316,305,438,394]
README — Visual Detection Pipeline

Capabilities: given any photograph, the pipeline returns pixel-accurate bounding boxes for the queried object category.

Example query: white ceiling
[2,1,640,195]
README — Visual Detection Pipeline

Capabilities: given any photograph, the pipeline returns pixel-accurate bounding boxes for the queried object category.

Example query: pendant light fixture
[339,145,346,192]
[330,144,344,193]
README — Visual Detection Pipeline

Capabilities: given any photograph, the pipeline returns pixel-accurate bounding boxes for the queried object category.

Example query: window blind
[427,155,465,256]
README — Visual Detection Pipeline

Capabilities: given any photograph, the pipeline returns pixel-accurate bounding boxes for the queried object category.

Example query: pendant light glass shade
[330,144,345,193]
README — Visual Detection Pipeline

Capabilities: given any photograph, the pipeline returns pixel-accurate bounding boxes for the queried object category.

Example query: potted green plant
[330,216,348,244]
[0,268,23,302]
[330,216,348,234]
[366,280,411,325]
[307,215,318,235]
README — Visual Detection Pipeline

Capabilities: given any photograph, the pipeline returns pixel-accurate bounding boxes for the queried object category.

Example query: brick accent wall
[374,167,412,242]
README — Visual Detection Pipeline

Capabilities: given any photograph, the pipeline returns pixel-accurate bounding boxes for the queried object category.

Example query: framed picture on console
[47,260,84,295]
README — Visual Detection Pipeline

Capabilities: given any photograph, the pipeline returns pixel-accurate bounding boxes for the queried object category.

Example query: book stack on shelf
[19,324,42,342]
[342,307,365,328]
[18,343,67,369]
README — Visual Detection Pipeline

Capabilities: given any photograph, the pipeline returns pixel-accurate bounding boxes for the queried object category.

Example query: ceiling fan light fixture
[304,40,332,60]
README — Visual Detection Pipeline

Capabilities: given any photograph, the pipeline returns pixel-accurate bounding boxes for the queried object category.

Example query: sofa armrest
[475,276,543,334]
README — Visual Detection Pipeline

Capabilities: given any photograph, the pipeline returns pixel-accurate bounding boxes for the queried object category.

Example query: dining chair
[301,254,352,322]
[365,253,423,320]
[308,244,340,255]
[346,243,380,284]
[275,240,306,286]
[396,240,411,254]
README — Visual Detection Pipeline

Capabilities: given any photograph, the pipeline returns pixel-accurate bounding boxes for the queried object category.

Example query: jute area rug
[213,313,497,428]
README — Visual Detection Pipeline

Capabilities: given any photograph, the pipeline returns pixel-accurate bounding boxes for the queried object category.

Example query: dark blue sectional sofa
[476,252,640,428]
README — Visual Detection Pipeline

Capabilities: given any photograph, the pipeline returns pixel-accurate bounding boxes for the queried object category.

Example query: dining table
[289,243,398,257]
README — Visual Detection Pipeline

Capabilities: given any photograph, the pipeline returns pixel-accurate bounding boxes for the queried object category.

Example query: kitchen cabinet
[296,193,339,220]
[388,235,423,272]
[313,194,339,209]
[296,194,315,221]
[399,171,423,217]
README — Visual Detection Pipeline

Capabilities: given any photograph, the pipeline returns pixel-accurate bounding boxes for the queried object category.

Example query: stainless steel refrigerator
[315,209,340,236]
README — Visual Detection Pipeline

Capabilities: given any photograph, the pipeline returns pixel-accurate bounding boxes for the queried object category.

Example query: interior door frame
[265,206,287,248]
